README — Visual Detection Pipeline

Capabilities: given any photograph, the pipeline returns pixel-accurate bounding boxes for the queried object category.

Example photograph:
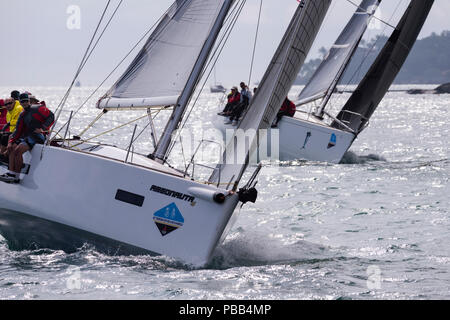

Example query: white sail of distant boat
[215,0,434,164]
[296,0,381,114]
[0,0,240,267]
[0,0,330,266]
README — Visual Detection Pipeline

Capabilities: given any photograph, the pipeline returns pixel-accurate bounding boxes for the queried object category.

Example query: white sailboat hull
[214,112,355,164]
[0,144,240,267]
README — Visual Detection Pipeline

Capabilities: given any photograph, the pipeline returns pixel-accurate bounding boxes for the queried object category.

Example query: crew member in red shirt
[272,97,296,128]
[218,87,241,116]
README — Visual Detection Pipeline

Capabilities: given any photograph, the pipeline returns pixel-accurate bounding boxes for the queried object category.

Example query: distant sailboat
[210,84,227,93]
[0,0,331,266]
[210,67,227,93]
[283,0,434,163]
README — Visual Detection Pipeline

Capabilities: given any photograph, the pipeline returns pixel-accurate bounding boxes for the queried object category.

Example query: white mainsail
[209,0,332,190]
[296,0,380,107]
[97,0,230,110]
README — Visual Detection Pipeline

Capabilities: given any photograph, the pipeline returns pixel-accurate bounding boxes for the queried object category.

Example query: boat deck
[292,110,330,127]
[62,142,184,177]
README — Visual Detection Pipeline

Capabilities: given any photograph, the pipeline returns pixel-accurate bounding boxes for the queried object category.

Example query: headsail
[296,0,381,107]
[332,0,434,134]
[209,0,332,190]
[97,0,231,110]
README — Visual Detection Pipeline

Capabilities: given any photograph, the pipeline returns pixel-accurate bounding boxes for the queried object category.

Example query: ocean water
[0,86,449,300]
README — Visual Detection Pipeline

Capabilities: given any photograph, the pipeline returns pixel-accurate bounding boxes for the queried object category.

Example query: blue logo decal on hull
[153,203,185,236]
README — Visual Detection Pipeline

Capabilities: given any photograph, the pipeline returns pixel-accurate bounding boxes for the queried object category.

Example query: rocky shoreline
[408,82,450,94]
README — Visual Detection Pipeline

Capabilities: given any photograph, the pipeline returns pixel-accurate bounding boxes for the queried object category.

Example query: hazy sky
[0,0,448,89]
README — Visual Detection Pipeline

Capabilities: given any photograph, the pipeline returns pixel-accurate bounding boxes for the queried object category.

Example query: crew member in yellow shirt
[1,97,23,159]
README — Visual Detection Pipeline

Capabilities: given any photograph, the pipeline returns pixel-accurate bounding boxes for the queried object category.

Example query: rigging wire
[50,0,247,169]
[53,2,175,140]
[129,108,165,149]
[78,0,124,73]
[49,0,124,142]
[65,106,167,152]
[316,0,405,117]
[52,0,113,124]
[55,1,124,140]
[344,0,397,30]
[69,114,150,148]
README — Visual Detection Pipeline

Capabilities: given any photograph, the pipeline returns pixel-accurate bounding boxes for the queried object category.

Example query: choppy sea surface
[0,85,449,300]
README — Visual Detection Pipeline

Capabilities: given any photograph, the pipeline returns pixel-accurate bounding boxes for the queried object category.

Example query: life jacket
[227,92,241,105]
[9,103,55,145]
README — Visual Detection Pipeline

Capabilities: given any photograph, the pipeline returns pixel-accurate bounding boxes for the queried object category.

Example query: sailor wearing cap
[0,93,54,184]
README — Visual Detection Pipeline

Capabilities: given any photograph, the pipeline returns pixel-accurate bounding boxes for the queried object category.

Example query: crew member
[225,82,252,126]
[218,87,241,116]
[1,97,24,157]
[272,97,296,128]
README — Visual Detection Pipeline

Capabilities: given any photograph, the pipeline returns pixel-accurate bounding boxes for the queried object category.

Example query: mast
[332,0,434,134]
[152,0,234,162]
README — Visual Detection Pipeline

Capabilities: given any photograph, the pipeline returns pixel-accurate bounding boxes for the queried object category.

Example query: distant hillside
[295,31,450,85]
